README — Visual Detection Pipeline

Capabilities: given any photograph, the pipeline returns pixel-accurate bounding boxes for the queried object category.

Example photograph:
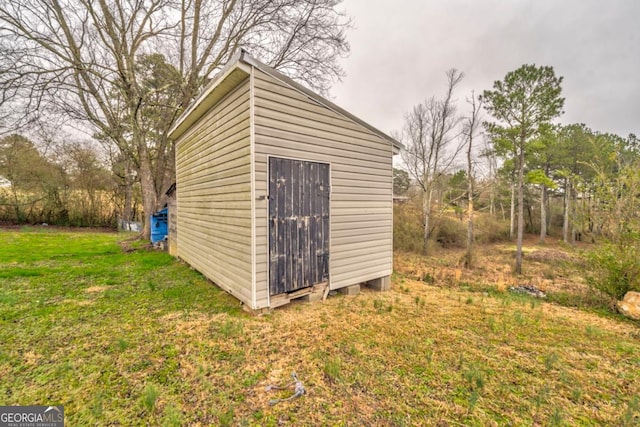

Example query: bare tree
[0,0,350,237]
[400,69,464,254]
[462,92,482,268]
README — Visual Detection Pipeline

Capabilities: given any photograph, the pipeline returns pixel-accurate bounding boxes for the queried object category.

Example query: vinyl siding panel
[253,69,393,301]
[175,79,253,306]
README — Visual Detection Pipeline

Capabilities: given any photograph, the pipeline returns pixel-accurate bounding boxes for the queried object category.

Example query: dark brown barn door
[269,157,330,295]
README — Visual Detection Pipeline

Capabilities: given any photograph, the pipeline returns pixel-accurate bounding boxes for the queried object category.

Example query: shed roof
[168,50,402,152]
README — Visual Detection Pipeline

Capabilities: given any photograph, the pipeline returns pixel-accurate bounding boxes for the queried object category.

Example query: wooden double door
[268,157,330,295]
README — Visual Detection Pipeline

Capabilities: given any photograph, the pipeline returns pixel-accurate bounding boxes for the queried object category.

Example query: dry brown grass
[145,242,640,425]
[147,274,640,425]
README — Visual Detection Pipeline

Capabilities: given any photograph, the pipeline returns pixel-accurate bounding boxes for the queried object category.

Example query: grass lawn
[1,228,639,426]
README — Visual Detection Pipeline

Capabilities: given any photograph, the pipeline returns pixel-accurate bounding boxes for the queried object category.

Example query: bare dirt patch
[84,285,110,293]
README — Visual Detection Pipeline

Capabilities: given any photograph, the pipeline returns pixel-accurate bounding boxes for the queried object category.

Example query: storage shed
[168,50,401,310]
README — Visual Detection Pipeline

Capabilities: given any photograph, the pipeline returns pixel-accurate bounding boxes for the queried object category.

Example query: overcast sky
[331,0,639,139]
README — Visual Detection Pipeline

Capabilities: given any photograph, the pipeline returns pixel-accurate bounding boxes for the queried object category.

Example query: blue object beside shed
[150,208,168,244]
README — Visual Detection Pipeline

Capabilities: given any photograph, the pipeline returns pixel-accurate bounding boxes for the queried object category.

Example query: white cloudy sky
[331,0,640,139]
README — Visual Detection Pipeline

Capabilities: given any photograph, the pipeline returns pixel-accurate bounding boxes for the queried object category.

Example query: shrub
[585,240,640,300]
[433,216,466,248]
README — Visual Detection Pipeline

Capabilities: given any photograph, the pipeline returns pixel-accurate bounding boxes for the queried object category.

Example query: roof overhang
[169,53,250,140]
[169,50,403,154]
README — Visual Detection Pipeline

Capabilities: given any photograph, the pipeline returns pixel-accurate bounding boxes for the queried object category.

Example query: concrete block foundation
[338,284,361,296]
[365,276,391,292]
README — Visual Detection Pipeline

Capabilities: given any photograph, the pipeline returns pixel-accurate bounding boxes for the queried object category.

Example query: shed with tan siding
[169,50,401,310]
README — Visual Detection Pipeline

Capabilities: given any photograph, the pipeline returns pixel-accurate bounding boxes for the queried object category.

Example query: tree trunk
[571,188,577,245]
[465,146,474,269]
[153,135,175,210]
[510,181,516,239]
[123,158,133,229]
[540,185,546,243]
[422,187,433,255]
[515,147,525,274]
[11,186,23,222]
[547,199,552,235]
[489,179,495,219]
[138,143,159,240]
[563,179,570,244]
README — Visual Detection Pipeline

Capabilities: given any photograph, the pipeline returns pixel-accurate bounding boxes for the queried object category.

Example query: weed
[570,387,583,403]
[585,324,603,338]
[468,390,481,413]
[487,316,498,332]
[621,395,639,426]
[421,272,435,284]
[218,409,235,427]
[616,342,635,356]
[162,404,183,427]
[347,345,360,357]
[513,310,525,325]
[218,319,244,338]
[549,407,564,426]
[116,338,129,352]
[463,365,486,413]
[142,383,159,413]
[543,351,560,371]
[533,385,551,409]
[373,299,392,313]
[89,394,104,419]
[463,366,485,391]
[242,372,266,387]
[324,358,342,382]
[465,296,474,305]
[585,360,599,370]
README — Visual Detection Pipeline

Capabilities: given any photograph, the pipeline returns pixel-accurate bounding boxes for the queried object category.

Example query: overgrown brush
[393,202,423,252]
[394,200,511,253]
[585,235,640,300]
[474,215,510,243]
[433,216,467,248]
